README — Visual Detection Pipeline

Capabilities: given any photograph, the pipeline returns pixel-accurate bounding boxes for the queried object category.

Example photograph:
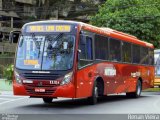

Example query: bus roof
[23,20,154,49]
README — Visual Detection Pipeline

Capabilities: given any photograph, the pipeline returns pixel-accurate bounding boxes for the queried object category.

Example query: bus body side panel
[142,66,154,89]
[76,65,95,98]
[119,64,154,93]
[76,62,154,98]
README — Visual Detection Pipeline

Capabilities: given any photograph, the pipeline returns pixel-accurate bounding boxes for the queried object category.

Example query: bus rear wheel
[126,80,142,98]
[88,81,98,105]
[43,98,53,103]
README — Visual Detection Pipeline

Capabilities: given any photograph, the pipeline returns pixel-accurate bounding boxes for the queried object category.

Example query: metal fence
[0,57,15,78]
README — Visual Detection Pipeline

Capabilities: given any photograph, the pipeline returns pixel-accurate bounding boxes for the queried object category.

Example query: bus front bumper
[13,82,75,98]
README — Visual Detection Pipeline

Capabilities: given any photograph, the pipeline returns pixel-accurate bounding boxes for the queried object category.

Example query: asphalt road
[0,92,160,115]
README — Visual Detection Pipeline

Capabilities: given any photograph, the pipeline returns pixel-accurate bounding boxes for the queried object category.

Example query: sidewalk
[0,79,12,89]
[0,90,13,95]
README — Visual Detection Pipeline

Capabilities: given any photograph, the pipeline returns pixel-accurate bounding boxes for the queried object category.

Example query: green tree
[90,0,160,48]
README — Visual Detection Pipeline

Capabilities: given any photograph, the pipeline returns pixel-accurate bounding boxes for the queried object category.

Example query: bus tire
[88,81,98,105]
[43,98,53,103]
[126,80,142,98]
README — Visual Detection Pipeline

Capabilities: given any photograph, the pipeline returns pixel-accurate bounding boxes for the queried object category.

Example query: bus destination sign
[26,25,71,32]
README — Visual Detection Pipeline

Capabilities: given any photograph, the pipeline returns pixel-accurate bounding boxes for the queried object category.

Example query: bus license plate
[35,88,45,92]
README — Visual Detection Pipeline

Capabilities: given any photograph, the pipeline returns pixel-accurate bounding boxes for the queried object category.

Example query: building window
[122,42,131,63]
[109,38,121,62]
[95,34,108,60]
[132,44,140,64]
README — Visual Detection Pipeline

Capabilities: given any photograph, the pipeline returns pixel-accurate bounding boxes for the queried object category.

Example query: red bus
[12,20,154,104]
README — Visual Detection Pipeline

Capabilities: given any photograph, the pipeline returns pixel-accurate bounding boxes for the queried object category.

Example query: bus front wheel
[126,80,142,98]
[43,98,53,103]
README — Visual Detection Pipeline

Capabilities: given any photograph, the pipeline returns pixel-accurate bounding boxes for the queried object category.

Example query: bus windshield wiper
[46,33,63,45]
[30,33,40,49]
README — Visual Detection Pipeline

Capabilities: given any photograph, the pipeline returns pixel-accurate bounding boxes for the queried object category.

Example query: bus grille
[24,83,57,95]
[22,73,61,80]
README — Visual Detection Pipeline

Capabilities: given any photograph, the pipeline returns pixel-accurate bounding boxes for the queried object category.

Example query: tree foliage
[90,0,160,48]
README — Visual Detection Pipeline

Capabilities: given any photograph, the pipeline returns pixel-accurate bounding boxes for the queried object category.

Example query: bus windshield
[16,33,75,70]
[155,52,160,76]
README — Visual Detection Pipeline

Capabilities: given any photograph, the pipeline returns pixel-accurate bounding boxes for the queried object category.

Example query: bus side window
[109,38,121,62]
[79,34,93,60]
[132,44,140,64]
[122,42,131,63]
[86,36,92,59]
[79,35,86,59]
[95,34,108,60]
[148,49,154,65]
[140,47,148,64]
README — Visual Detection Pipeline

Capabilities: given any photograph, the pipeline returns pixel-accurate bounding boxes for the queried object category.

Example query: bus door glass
[77,32,94,97]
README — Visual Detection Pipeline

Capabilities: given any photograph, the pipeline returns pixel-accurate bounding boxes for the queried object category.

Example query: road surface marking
[0,98,11,100]
[0,98,26,105]
[0,95,28,98]
[153,97,160,112]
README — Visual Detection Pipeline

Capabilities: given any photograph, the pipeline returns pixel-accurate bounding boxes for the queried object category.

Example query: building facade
[0,0,36,41]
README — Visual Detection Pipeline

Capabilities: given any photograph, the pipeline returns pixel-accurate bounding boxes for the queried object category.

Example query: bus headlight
[61,72,73,85]
[14,71,22,84]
